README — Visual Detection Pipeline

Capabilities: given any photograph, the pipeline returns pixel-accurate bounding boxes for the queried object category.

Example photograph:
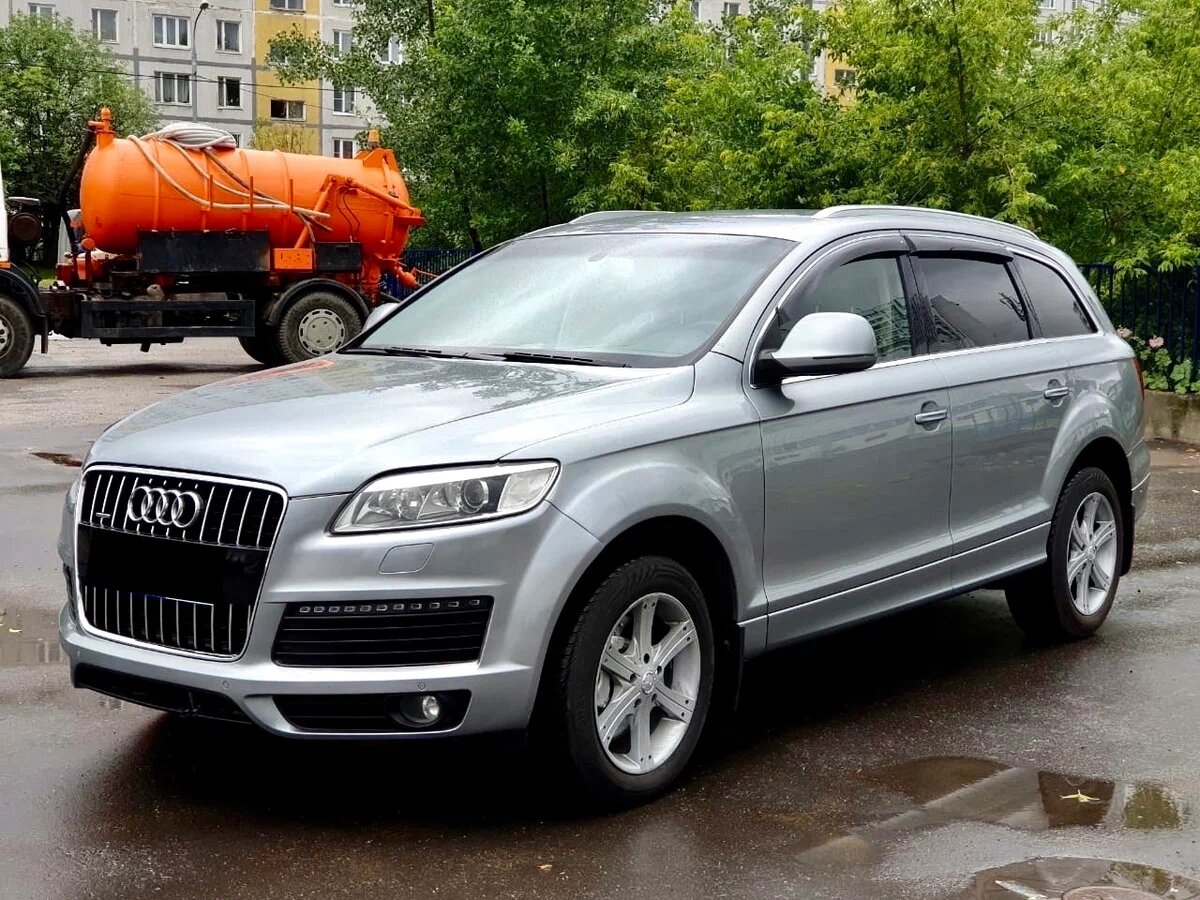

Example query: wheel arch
[263,278,370,327]
[0,267,47,327]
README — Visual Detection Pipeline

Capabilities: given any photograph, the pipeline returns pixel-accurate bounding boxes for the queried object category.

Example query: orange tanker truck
[0,108,424,377]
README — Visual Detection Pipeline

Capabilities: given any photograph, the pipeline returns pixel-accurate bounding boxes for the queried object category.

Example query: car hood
[88,354,694,496]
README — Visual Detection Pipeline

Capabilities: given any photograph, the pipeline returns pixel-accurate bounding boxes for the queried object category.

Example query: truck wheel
[0,296,35,378]
[238,334,282,367]
[274,291,363,365]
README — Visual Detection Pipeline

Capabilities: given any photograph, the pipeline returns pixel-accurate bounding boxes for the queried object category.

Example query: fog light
[398,693,442,727]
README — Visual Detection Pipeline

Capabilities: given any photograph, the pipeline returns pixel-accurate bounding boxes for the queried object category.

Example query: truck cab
[0,158,47,377]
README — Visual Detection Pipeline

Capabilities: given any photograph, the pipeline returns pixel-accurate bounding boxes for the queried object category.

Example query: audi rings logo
[127,486,206,528]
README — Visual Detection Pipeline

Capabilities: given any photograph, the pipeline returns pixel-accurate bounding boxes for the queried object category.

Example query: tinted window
[771,256,913,362]
[362,233,792,366]
[921,256,1030,351]
[1017,257,1094,338]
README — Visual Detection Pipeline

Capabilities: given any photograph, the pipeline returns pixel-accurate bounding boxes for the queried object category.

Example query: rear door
[907,234,1072,554]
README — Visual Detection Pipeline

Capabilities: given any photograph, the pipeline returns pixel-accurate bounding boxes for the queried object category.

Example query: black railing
[1080,263,1200,371]
[383,247,477,299]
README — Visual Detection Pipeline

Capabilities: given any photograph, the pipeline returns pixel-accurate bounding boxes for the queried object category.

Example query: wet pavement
[2,341,1200,899]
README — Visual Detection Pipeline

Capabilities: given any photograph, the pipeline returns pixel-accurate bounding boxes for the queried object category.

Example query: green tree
[270,0,706,248]
[0,13,156,258]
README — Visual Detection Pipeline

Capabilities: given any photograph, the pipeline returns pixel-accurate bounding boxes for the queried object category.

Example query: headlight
[332,461,559,533]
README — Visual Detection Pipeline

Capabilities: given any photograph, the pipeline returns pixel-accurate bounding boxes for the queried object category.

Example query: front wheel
[238,334,282,366]
[0,295,35,378]
[273,290,363,365]
[1006,466,1124,641]
[550,556,714,807]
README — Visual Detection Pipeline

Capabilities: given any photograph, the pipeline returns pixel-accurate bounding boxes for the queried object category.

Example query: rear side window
[770,256,913,362]
[920,256,1031,352]
[1016,257,1095,338]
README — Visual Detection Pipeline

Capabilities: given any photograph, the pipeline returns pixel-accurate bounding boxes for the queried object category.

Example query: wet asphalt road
[2,340,1200,900]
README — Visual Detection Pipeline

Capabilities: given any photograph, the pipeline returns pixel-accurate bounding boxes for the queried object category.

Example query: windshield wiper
[481,350,626,367]
[345,345,463,359]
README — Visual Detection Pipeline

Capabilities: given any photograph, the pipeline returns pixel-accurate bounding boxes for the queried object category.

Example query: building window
[833,68,856,86]
[690,0,700,18]
[270,98,305,120]
[153,14,188,48]
[332,139,356,158]
[269,0,304,10]
[1039,0,1056,7]
[154,72,191,105]
[332,0,352,6]
[28,3,54,16]
[1035,28,1055,45]
[216,19,240,52]
[92,8,117,42]
[228,133,241,147]
[379,36,403,65]
[332,87,356,114]
[332,29,352,56]
[217,76,241,108]
[722,2,740,15]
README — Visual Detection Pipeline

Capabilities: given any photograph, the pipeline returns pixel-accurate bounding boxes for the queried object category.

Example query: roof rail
[569,210,651,224]
[813,205,1037,240]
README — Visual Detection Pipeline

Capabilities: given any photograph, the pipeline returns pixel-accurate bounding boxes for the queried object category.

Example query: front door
[747,236,954,627]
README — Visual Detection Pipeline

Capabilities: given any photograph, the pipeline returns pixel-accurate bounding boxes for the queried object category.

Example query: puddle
[799,757,1193,865]
[31,451,82,468]
[957,857,1200,899]
[0,628,66,667]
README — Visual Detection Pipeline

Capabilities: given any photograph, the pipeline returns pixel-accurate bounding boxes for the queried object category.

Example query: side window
[920,255,1031,352]
[1016,257,1095,338]
[769,256,913,362]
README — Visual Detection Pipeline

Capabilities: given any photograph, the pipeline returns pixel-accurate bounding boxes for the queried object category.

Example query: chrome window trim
[73,464,289,662]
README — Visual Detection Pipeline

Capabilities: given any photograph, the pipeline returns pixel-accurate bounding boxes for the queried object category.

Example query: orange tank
[79,109,422,276]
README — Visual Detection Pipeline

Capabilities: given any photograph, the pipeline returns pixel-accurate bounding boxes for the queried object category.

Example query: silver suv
[58,207,1150,804]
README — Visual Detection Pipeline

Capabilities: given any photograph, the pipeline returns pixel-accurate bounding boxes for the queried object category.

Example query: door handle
[1043,382,1070,401]
[913,407,948,426]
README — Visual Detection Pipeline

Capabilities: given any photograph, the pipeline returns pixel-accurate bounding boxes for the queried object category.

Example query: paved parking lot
[2,340,1199,900]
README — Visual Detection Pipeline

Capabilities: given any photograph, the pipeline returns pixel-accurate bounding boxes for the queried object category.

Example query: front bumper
[59,491,601,738]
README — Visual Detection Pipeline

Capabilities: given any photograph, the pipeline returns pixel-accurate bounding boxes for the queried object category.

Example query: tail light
[1132,353,1145,399]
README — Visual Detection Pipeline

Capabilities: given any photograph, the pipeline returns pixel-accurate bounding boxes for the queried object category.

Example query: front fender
[547,433,767,624]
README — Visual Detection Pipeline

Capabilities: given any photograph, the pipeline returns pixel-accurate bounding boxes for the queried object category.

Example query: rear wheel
[273,290,363,365]
[1006,467,1124,641]
[549,556,715,807]
[0,295,35,378]
[238,334,281,366]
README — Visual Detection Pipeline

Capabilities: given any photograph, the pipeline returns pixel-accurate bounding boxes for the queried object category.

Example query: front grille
[74,663,249,723]
[77,467,287,657]
[274,691,470,732]
[272,598,493,667]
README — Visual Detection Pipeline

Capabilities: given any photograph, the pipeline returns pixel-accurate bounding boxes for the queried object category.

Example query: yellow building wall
[253,0,321,154]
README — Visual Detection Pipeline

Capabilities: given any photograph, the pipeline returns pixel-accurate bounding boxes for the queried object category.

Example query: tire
[549,556,715,807]
[1006,466,1125,641]
[273,290,363,365]
[0,295,35,378]
[238,334,282,366]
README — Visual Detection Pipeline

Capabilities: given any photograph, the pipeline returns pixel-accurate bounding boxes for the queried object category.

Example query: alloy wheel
[0,313,11,356]
[1067,491,1118,616]
[593,592,701,775]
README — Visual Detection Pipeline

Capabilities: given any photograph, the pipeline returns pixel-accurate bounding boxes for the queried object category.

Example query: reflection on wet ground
[958,857,1200,899]
[799,756,1194,866]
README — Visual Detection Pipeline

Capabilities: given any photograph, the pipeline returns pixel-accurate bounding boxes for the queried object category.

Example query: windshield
[358,233,793,366]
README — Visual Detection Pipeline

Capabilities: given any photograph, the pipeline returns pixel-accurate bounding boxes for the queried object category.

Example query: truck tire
[0,295,35,378]
[273,290,363,365]
[238,334,282,367]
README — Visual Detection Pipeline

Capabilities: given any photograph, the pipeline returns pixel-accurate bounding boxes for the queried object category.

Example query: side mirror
[362,301,400,332]
[757,312,877,383]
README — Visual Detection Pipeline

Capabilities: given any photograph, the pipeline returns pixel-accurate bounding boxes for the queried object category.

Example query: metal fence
[1080,263,1200,371]
[382,247,477,299]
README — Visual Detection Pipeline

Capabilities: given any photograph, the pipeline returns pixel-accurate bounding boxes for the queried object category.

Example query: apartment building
[0,0,376,156]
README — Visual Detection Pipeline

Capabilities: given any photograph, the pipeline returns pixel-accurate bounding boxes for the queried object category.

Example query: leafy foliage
[0,14,156,206]
[268,0,1200,277]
